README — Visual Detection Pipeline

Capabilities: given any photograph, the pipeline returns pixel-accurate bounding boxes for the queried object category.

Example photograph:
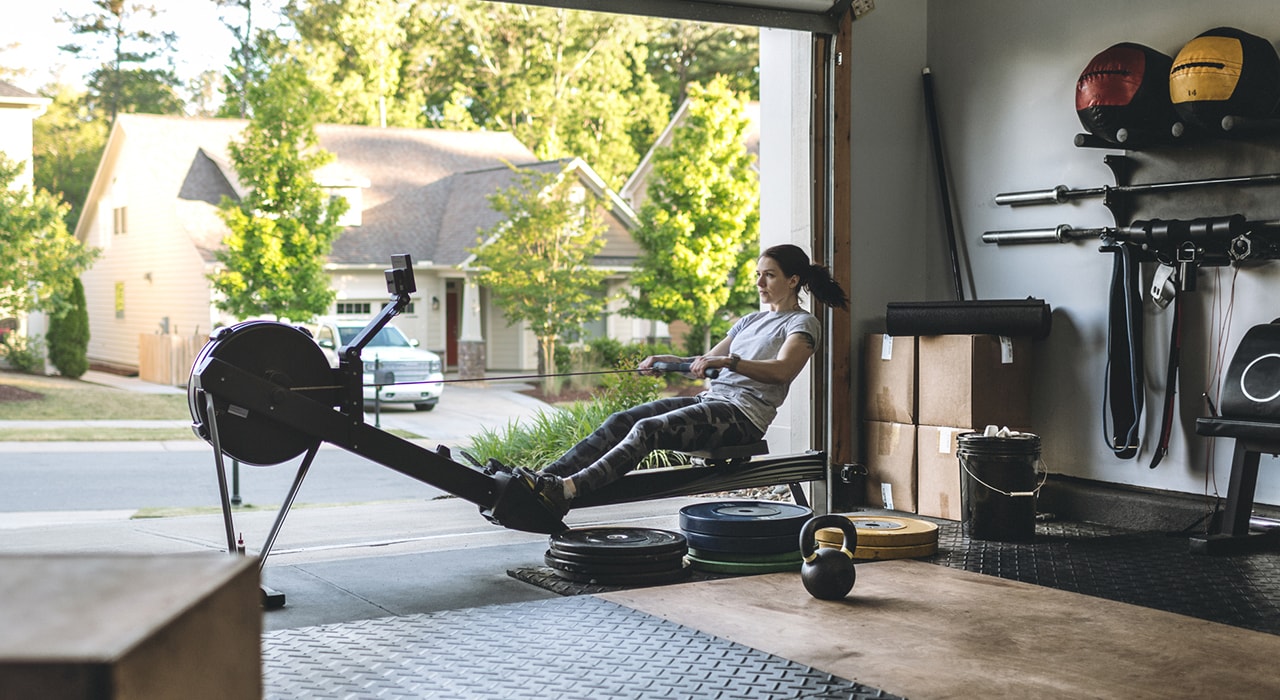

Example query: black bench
[1190,417,1280,554]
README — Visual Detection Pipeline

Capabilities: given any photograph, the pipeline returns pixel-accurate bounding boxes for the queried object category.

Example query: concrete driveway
[362,380,553,446]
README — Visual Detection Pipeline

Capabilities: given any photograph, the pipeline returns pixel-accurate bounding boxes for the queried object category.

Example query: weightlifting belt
[1104,242,1143,459]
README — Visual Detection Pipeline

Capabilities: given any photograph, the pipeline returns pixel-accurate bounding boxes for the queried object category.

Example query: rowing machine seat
[684,440,770,466]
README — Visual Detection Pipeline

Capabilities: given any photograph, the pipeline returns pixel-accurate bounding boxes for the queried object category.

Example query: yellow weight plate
[850,540,938,561]
[815,515,939,547]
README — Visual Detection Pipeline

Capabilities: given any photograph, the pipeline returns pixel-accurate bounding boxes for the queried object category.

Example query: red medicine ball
[1076,42,1177,144]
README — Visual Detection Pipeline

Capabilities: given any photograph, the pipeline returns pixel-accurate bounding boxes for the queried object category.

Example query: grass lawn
[0,369,423,441]
[0,371,190,420]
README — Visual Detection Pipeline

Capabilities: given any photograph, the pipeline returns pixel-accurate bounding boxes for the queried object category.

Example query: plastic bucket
[956,432,1042,543]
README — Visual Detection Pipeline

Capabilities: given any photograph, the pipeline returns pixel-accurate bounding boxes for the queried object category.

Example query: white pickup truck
[309,319,444,411]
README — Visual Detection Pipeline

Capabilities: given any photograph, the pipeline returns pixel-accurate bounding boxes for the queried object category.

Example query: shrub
[0,333,46,374]
[465,352,688,471]
[47,278,90,378]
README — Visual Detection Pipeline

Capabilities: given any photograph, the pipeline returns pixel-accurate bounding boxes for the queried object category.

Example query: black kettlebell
[799,514,859,600]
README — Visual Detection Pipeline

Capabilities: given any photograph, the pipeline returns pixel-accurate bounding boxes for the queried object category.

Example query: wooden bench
[0,554,260,699]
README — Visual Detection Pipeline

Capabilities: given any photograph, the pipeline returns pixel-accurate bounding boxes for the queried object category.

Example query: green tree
[644,20,759,111]
[287,0,417,127]
[0,155,99,318]
[58,1,185,119]
[210,59,347,320]
[626,78,759,353]
[443,4,669,188]
[214,0,279,118]
[47,278,91,378]
[33,83,110,231]
[468,167,610,393]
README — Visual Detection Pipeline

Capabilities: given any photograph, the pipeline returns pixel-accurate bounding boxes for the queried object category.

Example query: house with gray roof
[73,113,648,377]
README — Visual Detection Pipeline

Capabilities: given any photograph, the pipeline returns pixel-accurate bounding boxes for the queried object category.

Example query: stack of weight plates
[816,515,939,560]
[545,527,691,587]
[679,501,813,575]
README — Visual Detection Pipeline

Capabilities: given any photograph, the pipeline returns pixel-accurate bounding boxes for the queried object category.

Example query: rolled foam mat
[885,299,1052,339]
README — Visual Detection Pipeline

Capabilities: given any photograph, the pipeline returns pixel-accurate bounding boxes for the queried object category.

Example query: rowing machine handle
[651,361,720,379]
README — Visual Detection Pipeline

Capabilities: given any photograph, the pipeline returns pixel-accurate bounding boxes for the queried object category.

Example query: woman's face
[755,255,799,309]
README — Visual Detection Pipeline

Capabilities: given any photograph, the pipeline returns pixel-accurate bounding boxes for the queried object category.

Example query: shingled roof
[99,114,547,267]
[0,80,43,100]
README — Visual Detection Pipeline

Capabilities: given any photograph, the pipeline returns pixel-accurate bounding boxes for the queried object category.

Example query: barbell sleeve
[981,225,1106,245]
[993,185,1072,206]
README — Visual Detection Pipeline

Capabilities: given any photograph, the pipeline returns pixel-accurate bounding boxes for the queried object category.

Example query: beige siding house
[0,80,52,356]
[74,114,646,376]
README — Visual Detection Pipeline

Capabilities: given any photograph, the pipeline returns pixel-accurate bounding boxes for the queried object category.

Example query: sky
[0,1,248,95]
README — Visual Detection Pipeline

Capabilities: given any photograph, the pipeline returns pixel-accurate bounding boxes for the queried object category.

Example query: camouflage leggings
[542,396,764,496]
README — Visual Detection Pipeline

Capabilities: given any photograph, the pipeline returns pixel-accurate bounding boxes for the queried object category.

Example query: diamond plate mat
[262,595,902,699]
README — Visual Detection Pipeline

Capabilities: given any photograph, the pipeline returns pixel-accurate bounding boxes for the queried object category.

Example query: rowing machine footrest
[480,472,568,535]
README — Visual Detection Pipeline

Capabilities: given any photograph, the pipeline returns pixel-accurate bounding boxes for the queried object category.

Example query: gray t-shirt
[701,310,820,431]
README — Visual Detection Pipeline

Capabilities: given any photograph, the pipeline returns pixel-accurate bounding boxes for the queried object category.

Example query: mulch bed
[0,385,42,402]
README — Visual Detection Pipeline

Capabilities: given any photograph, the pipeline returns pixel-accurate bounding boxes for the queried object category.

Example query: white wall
[759,28,816,455]
[911,1,1280,504]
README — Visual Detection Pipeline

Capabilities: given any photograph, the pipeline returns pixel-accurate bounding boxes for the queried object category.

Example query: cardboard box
[918,334,1032,430]
[863,333,915,423]
[863,421,916,513]
[917,425,971,520]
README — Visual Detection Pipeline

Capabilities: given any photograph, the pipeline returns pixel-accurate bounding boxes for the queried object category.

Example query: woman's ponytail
[761,244,849,310]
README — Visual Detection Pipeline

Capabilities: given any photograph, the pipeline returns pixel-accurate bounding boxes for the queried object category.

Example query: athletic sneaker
[511,467,570,517]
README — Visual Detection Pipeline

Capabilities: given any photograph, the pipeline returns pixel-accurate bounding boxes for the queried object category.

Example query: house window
[335,301,415,316]
[335,302,372,316]
[114,282,125,319]
[113,206,128,235]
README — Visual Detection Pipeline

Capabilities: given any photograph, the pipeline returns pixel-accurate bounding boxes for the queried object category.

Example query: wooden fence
[139,333,209,387]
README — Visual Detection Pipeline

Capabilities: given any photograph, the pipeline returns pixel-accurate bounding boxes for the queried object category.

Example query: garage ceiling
[485,0,859,34]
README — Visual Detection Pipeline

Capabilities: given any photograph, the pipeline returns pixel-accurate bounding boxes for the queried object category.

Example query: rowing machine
[188,255,826,604]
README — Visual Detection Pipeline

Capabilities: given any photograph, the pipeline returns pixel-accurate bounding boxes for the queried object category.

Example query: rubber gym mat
[922,519,1280,636]
[261,595,901,699]
[511,518,1280,637]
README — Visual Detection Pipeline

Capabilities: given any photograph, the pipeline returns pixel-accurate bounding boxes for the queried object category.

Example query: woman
[512,244,848,517]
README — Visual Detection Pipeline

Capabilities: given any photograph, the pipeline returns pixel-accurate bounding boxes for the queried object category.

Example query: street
[0,441,447,513]
[0,381,552,515]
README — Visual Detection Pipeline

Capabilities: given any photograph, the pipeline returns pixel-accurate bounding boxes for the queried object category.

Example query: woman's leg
[542,397,697,477]
[566,399,763,496]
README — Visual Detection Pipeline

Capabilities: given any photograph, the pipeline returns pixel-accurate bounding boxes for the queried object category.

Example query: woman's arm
[692,332,815,385]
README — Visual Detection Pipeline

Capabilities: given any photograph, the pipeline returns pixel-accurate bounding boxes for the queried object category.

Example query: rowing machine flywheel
[188,320,336,466]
